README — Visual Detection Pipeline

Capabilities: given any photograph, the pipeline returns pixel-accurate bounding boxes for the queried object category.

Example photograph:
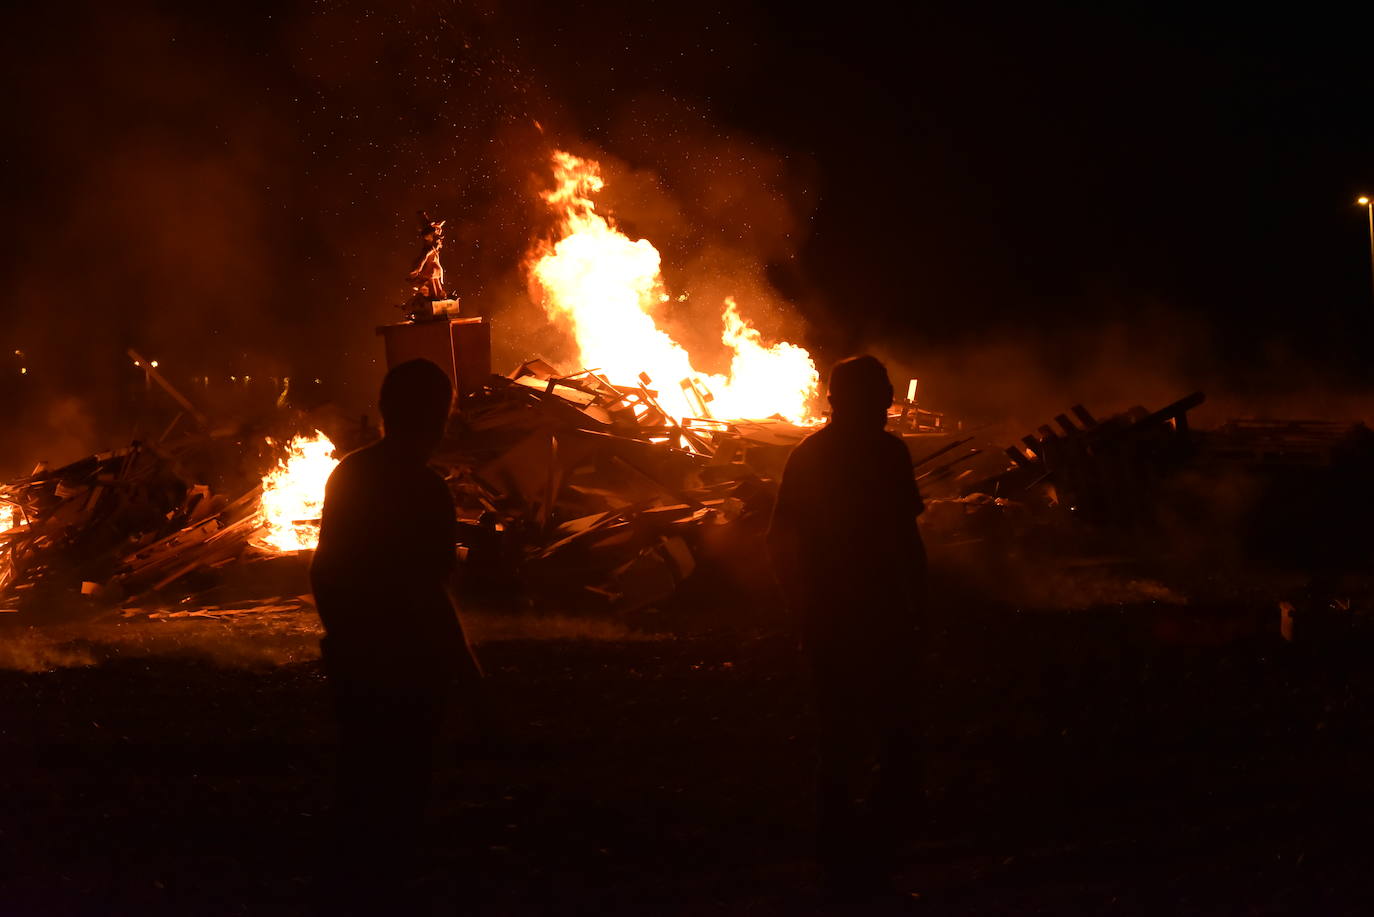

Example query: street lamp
[1361,196,1374,304]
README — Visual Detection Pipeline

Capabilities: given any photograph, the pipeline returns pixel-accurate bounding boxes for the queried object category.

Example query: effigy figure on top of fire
[405,211,451,319]
[409,211,446,299]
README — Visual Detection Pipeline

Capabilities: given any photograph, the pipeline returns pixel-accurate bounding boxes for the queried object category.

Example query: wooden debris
[438,358,818,613]
[968,392,1206,526]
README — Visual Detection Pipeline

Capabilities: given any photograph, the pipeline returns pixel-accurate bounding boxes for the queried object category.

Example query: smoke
[599,96,821,373]
[0,396,101,479]
[926,552,1189,613]
[5,14,287,328]
[0,615,320,673]
[0,628,100,673]
[465,613,657,643]
[3,0,832,471]
[0,609,660,673]
[510,109,822,383]
[863,300,1374,437]
[1,1,549,468]
[5,0,1367,478]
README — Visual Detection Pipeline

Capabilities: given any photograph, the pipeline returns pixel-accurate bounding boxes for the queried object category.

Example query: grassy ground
[3,594,1374,915]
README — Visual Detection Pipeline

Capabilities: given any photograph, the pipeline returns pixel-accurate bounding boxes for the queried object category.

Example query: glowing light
[1360,196,1371,206]
[0,503,15,589]
[150,360,159,368]
[256,431,339,552]
[528,151,820,425]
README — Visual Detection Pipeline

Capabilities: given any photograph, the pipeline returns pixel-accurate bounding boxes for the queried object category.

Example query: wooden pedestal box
[375,318,492,400]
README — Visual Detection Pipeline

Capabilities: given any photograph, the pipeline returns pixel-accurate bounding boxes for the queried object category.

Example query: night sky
[2,1,1372,460]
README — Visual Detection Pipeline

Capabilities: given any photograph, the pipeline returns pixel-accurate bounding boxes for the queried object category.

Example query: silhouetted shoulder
[879,429,908,454]
[880,429,917,474]
[333,439,393,476]
[313,440,456,591]
[322,441,450,500]
[321,442,385,494]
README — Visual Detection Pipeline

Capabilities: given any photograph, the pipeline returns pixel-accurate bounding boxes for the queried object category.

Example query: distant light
[133,360,141,367]
[12,350,20,356]
[19,367,26,375]
[149,360,159,368]
[230,376,237,381]
[1361,196,1371,206]
[314,378,321,384]
[244,375,252,383]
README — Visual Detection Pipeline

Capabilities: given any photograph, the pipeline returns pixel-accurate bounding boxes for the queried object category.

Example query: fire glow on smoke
[529,151,821,425]
[257,431,338,553]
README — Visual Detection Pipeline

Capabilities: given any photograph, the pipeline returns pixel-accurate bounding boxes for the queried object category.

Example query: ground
[3,593,1374,916]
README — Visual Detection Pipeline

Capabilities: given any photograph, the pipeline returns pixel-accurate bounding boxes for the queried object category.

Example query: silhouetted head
[827,355,893,428]
[378,359,453,456]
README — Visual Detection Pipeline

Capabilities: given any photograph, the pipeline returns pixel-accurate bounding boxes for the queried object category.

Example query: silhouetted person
[767,354,927,895]
[310,358,481,911]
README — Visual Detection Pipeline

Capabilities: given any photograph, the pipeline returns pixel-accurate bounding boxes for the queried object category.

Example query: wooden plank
[510,374,598,406]
[1135,391,1206,429]
[909,436,973,470]
[609,455,704,509]
[915,449,982,482]
[636,384,714,456]
[127,349,209,428]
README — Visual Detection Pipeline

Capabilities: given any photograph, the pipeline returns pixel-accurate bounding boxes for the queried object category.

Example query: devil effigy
[404,211,460,320]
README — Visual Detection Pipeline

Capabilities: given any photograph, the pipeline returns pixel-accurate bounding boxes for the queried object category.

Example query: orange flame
[530,151,820,424]
[0,502,16,590]
[256,431,339,553]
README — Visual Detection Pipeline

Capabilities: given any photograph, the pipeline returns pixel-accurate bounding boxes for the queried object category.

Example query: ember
[530,151,820,425]
[255,432,339,553]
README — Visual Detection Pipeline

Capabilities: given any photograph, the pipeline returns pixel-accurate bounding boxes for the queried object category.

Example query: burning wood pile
[0,149,838,618]
[16,145,1369,623]
[437,358,813,613]
[0,356,812,618]
[0,352,964,618]
[429,148,835,613]
[0,431,339,613]
[6,368,1366,622]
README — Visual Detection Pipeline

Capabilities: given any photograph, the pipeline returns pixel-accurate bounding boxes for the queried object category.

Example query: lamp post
[1361,196,1374,305]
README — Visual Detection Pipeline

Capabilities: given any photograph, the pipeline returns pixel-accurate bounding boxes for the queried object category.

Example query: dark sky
[2,0,1372,453]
